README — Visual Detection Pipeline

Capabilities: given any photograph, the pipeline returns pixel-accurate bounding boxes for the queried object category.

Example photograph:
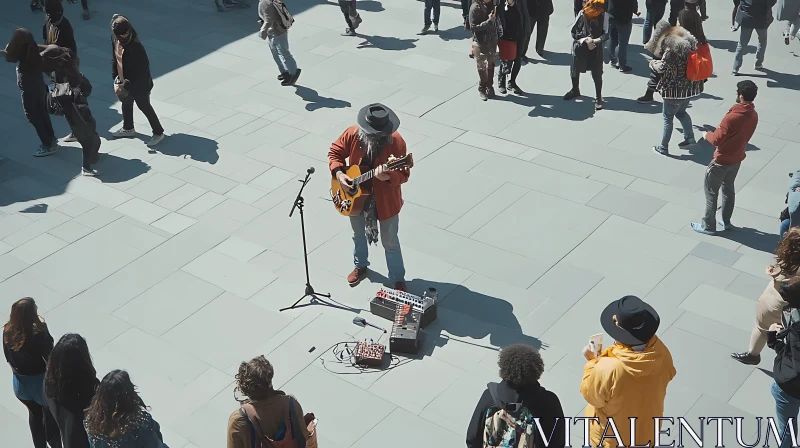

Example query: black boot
[637,89,654,103]
[498,73,507,95]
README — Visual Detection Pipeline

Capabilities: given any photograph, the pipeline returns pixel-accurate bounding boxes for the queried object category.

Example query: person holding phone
[564,0,608,110]
[227,356,317,448]
[580,296,676,448]
[470,0,500,100]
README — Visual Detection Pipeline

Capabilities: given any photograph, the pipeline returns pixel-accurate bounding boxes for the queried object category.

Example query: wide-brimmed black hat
[357,103,400,136]
[600,296,660,346]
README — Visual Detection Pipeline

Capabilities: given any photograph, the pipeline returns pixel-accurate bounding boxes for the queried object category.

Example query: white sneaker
[81,168,99,177]
[33,144,58,157]
[111,128,136,138]
[754,63,764,69]
[434,24,438,32]
[147,133,165,148]
[62,133,77,142]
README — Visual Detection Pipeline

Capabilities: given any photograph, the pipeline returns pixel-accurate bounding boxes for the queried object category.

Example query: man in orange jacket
[328,104,410,291]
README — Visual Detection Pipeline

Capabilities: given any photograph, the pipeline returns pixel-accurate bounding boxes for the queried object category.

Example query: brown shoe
[393,282,407,292]
[347,267,368,287]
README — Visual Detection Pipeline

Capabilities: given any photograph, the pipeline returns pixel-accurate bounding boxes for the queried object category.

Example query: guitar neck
[355,167,378,184]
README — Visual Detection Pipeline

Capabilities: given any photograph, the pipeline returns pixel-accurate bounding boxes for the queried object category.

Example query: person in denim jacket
[84,370,168,448]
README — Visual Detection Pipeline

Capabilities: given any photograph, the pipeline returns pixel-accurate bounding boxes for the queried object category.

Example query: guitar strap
[358,139,381,246]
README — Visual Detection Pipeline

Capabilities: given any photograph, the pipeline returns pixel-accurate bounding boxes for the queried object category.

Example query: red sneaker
[347,267,368,287]
[393,282,407,292]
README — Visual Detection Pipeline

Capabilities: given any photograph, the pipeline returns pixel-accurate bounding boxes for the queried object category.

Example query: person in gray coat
[777,0,800,43]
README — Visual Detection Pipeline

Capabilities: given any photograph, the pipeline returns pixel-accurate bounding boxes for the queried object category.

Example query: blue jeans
[425,0,441,26]
[608,18,633,66]
[350,214,406,282]
[733,27,768,72]
[772,381,800,448]
[643,2,666,43]
[13,374,47,407]
[661,98,693,147]
[268,32,297,75]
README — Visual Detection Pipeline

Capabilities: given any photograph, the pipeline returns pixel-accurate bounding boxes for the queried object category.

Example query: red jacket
[706,102,758,166]
[328,125,409,221]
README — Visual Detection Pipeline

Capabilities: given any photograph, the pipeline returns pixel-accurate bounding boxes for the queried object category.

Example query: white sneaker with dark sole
[82,168,99,177]
[111,128,136,138]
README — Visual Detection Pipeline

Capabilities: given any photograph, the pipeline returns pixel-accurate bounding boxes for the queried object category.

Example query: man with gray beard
[328,104,409,291]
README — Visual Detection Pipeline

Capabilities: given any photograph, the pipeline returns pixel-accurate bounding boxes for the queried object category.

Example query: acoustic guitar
[330,154,414,216]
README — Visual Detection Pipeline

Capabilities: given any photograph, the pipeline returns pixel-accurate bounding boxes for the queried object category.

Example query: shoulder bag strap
[241,404,274,448]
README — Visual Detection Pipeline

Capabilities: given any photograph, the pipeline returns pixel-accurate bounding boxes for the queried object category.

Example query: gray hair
[358,129,393,161]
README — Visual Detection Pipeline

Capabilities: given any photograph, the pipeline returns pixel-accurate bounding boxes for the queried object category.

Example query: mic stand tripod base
[280,284,331,311]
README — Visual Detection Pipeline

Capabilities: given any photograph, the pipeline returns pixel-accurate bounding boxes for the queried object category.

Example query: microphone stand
[280,168,331,311]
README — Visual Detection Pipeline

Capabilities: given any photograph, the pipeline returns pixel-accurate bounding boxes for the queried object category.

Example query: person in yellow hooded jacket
[580,296,676,448]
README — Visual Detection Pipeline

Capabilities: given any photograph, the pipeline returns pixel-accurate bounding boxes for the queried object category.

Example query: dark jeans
[122,92,164,135]
[643,2,666,43]
[668,0,683,25]
[703,161,741,231]
[647,64,661,91]
[572,65,603,99]
[525,14,550,55]
[21,79,55,147]
[609,18,633,66]
[82,0,88,9]
[499,57,522,84]
[20,400,61,448]
[424,0,440,26]
[339,0,359,30]
[62,101,101,169]
[461,0,470,19]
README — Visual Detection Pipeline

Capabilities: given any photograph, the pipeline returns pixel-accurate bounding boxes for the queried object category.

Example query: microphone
[352,316,386,333]
[307,167,315,174]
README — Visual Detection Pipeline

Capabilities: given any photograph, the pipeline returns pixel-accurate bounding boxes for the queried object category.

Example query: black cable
[318,341,414,375]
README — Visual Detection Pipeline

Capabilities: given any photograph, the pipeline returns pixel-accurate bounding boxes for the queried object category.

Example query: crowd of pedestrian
[4,0,800,446]
[3,297,318,448]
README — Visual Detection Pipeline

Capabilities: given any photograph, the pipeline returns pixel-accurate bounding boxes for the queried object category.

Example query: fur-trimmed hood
[644,20,697,59]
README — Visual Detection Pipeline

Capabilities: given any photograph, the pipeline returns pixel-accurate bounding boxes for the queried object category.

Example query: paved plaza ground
[2,0,800,446]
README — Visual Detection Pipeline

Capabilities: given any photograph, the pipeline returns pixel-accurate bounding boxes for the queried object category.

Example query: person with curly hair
[466,344,565,448]
[226,356,317,448]
[732,228,800,365]
[83,370,168,448]
[581,296,675,448]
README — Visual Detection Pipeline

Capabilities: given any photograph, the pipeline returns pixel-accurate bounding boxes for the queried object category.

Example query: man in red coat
[328,104,410,291]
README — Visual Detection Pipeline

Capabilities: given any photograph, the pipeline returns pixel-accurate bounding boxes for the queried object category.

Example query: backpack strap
[240,403,276,448]
[487,382,522,413]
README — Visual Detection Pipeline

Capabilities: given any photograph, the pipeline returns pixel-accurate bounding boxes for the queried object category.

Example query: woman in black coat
[498,0,527,94]
[44,334,99,448]
[2,28,58,157]
[3,298,62,448]
[110,15,165,149]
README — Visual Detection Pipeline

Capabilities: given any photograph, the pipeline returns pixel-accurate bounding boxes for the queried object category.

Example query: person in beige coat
[732,228,800,365]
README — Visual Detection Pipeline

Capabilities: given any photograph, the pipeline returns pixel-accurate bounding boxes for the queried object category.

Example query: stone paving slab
[2,0,800,445]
